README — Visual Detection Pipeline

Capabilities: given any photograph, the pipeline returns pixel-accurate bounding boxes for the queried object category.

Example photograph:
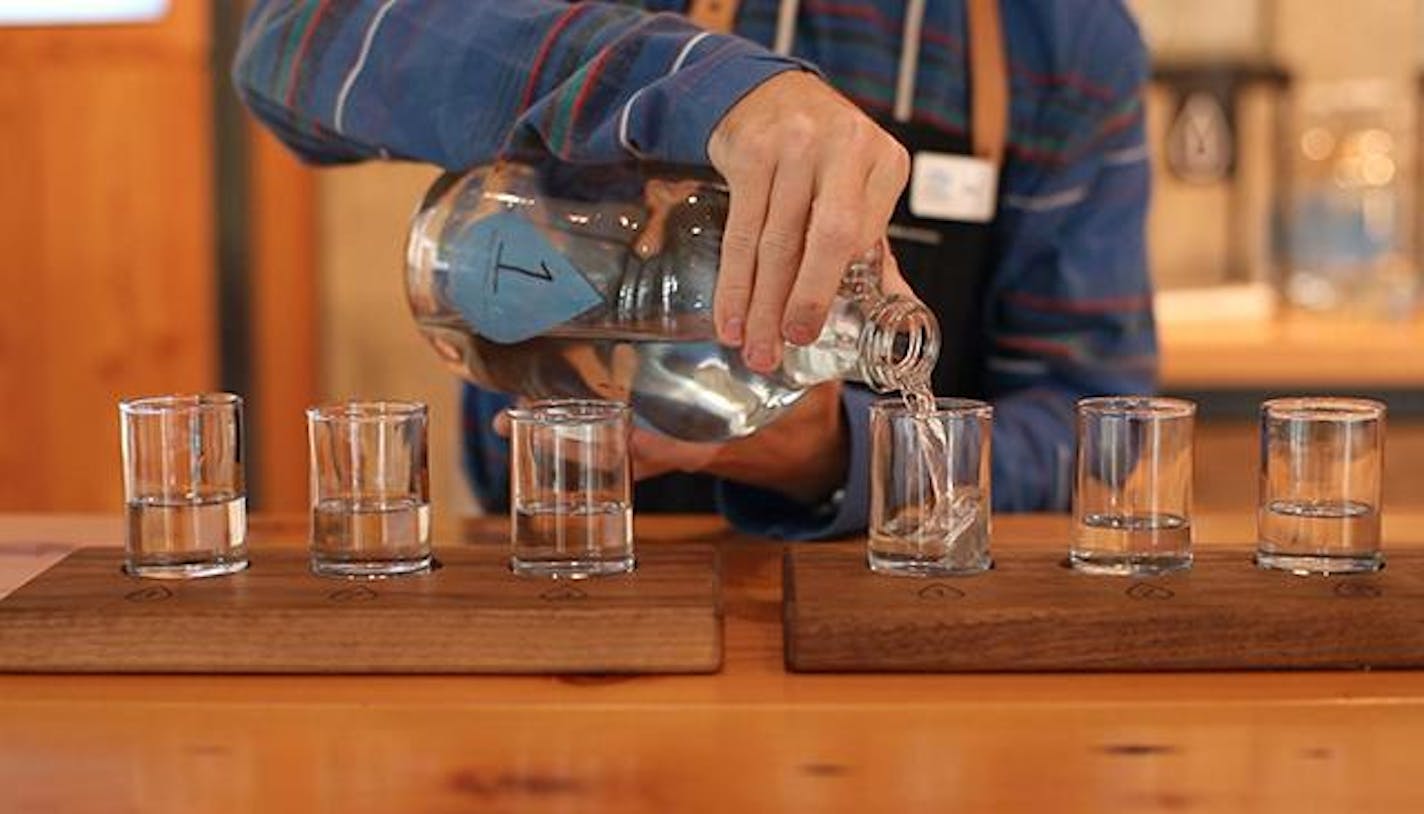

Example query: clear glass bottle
[405,159,938,442]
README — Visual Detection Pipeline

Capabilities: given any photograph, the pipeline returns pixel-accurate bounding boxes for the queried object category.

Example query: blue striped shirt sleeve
[232,0,807,170]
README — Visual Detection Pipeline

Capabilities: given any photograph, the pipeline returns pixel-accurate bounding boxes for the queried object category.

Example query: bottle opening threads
[859,296,940,393]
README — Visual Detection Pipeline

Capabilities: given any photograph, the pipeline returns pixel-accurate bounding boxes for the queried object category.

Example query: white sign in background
[0,0,168,25]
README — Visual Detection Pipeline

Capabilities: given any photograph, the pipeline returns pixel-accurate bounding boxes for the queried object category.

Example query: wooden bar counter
[1158,312,1424,389]
[4,512,1424,813]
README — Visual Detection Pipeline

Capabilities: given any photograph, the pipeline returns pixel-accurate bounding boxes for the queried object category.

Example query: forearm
[233,0,807,169]
[717,385,875,541]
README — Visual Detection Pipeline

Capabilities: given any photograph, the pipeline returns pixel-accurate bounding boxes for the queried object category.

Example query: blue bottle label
[444,210,603,344]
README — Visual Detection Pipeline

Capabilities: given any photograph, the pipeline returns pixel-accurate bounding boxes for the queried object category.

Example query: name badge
[908,151,998,223]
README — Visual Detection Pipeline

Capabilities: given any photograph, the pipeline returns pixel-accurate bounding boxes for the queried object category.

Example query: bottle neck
[857,293,940,394]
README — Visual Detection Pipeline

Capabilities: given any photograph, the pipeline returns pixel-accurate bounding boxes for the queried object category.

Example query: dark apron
[635,115,997,513]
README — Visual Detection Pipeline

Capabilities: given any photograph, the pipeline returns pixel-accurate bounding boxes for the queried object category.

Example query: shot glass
[306,401,433,578]
[1070,397,1195,576]
[119,393,248,579]
[1256,397,1385,574]
[509,400,634,579]
[868,398,992,577]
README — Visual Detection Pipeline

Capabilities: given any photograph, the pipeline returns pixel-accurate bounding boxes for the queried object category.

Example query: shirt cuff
[715,385,876,541]
[626,33,819,166]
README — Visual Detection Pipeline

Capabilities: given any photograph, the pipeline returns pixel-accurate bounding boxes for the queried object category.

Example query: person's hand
[707,71,911,373]
[627,382,847,504]
[492,383,848,506]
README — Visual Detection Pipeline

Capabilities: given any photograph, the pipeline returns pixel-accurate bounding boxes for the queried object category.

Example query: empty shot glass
[868,398,992,577]
[119,393,248,579]
[509,400,634,579]
[307,401,433,578]
[1070,397,1195,575]
[1257,397,1385,574]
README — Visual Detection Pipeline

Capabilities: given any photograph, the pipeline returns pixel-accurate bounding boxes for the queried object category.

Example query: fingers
[782,142,873,348]
[864,140,911,245]
[714,154,770,347]
[741,135,816,373]
[703,73,916,372]
[781,128,908,347]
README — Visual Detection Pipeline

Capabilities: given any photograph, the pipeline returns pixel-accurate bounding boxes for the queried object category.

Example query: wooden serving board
[0,545,721,674]
[784,544,1424,672]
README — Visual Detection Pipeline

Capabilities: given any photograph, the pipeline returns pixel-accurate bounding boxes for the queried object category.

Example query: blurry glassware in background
[1132,0,1286,322]
[1417,69,1424,286]
[1281,80,1418,318]
[1146,62,1289,316]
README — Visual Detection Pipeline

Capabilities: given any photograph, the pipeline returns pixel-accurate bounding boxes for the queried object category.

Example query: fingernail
[745,343,774,371]
[784,321,817,345]
[723,317,744,345]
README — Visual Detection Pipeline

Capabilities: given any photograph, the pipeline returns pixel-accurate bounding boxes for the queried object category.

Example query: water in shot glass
[509,400,634,579]
[868,398,992,577]
[1071,397,1195,576]
[307,401,433,578]
[1257,397,1385,574]
[120,393,248,579]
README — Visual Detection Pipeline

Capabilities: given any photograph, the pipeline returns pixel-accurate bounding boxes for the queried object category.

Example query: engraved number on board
[539,585,589,601]
[1126,582,1174,601]
[124,585,174,603]
[1333,582,1382,599]
[916,583,966,600]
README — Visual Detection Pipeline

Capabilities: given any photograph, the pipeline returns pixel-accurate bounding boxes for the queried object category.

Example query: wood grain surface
[0,545,720,674]
[785,545,1424,672]
[6,513,1424,813]
[0,6,216,511]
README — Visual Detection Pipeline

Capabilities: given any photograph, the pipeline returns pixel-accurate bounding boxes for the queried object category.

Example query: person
[233,0,1156,539]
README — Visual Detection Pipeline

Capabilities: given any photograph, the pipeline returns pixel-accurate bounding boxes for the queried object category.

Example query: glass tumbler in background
[1257,397,1385,574]
[868,398,992,577]
[119,393,248,579]
[1071,397,1195,576]
[509,400,634,579]
[306,402,433,578]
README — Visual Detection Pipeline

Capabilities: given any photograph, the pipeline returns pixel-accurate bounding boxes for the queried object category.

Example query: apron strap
[688,0,740,33]
[966,0,1009,164]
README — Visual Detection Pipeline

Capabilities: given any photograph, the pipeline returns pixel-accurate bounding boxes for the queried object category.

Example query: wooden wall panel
[0,5,214,510]
[247,128,317,512]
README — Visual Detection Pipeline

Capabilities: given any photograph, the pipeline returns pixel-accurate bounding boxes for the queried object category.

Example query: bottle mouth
[858,296,940,394]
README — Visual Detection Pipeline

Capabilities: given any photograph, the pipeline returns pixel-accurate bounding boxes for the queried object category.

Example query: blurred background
[2,0,1423,525]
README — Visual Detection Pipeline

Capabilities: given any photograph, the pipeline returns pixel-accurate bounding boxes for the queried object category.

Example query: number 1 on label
[492,237,555,293]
